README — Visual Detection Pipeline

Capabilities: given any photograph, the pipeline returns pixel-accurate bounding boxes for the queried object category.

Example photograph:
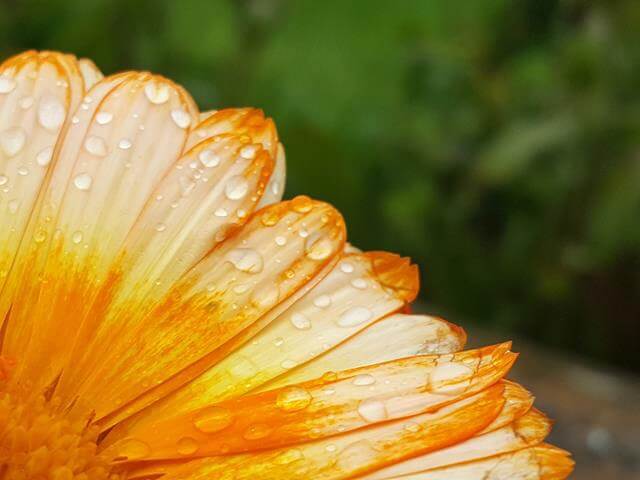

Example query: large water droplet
[226,248,264,273]
[0,127,26,157]
[84,136,108,157]
[96,111,113,125]
[306,234,334,260]
[353,374,375,386]
[276,386,312,412]
[337,307,372,328]
[357,398,388,422]
[225,176,249,200]
[193,406,234,433]
[171,109,191,129]
[290,312,311,330]
[38,95,66,131]
[72,231,84,244]
[313,295,332,308]
[145,81,171,104]
[73,173,93,191]
[36,146,54,167]
[0,77,16,94]
[199,149,220,168]
[176,437,199,455]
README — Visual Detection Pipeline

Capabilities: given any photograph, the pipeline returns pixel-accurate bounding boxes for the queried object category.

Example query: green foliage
[2,0,639,370]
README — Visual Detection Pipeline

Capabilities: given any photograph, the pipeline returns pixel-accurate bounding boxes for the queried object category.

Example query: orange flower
[0,51,573,479]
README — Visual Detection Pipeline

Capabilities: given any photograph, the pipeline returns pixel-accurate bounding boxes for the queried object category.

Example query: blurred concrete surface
[467,327,640,480]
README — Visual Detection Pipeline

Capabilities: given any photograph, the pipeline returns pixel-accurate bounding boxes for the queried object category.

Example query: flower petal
[70,198,345,421]
[102,344,515,462]
[0,51,86,319]
[101,250,417,432]
[374,445,574,480]
[2,72,195,390]
[122,384,506,479]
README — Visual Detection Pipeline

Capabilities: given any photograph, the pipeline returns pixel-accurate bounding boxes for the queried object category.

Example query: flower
[0,50,573,479]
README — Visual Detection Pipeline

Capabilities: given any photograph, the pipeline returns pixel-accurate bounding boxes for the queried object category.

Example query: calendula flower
[0,51,573,480]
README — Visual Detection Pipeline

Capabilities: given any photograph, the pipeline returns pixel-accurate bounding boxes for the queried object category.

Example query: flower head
[0,51,573,479]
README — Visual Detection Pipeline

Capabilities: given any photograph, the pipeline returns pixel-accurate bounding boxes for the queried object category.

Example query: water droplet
[261,211,280,226]
[353,374,375,386]
[155,223,167,232]
[290,312,311,330]
[313,295,332,308]
[71,116,80,124]
[351,278,367,289]
[194,406,234,433]
[145,81,170,104]
[326,444,337,453]
[240,144,258,159]
[274,337,284,347]
[118,138,132,150]
[214,208,228,217]
[73,173,93,191]
[276,386,312,412]
[36,146,54,167]
[0,77,16,94]
[17,166,28,176]
[176,437,199,455]
[38,95,66,131]
[275,235,287,246]
[96,111,113,125]
[357,398,388,422]
[72,231,83,244]
[0,175,7,186]
[225,175,249,200]
[116,439,150,461]
[243,424,272,440]
[199,149,220,167]
[226,248,264,273]
[306,234,334,261]
[0,127,27,156]
[404,421,421,433]
[171,109,191,129]
[291,195,313,213]
[340,262,354,273]
[33,229,47,243]
[84,136,108,157]
[337,307,372,328]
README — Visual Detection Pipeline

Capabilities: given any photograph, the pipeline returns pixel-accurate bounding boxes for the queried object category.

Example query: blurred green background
[1,0,638,372]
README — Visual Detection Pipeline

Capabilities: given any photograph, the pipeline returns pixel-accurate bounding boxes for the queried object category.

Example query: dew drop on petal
[313,295,332,308]
[214,208,228,218]
[155,223,167,232]
[36,146,54,167]
[19,96,34,109]
[73,173,92,191]
[306,234,334,260]
[38,95,66,131]
[225,175,249,200]
[17,166,28,176]
[226,248,264,273]
[199,149,220,167]
[281,359,297,369]
[276,386,312,412]
[340,261,355,273]
[0,127,26,157]
[171,109,191,129]
[290,312,311,330]
[72,231,83,244]
[84,136,108,157]
[240,144,258,159]
[193,406,234,433]
[430,362,474,394]
[351,278,367,289]
[176,437,198,455]
[275,235,287,246]
[357,398,388,422]
[0,175,7,186]
[118,138,132,150]
[274,448,304,465]
[337,307,372,328]
[353,374,375,386]
[96,111,113,125]
[337,440,377,471]
[7,199,19,214]
[144,81,171,104]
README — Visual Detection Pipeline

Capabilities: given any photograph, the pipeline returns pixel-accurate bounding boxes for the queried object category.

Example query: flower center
[0,359,117,480]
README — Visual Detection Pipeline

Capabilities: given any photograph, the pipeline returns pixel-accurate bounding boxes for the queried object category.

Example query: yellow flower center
[0,361,117,480]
